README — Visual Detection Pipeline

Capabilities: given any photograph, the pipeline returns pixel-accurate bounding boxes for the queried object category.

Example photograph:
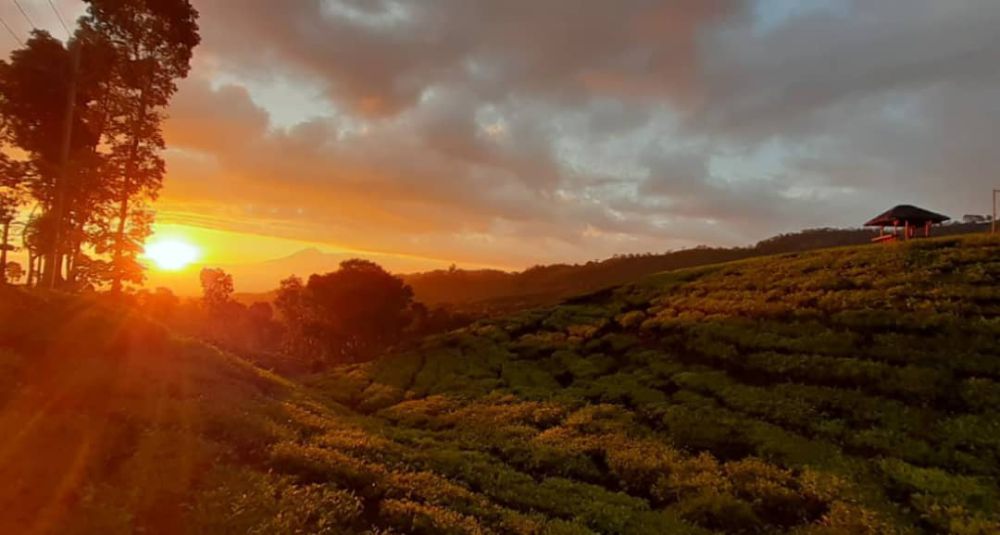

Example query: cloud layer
[156,0,1000,268]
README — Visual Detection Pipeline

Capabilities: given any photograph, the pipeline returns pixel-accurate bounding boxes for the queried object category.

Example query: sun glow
[144,239,201,271]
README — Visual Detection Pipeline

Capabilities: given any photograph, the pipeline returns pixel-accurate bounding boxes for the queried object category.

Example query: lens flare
[144,239,201,271]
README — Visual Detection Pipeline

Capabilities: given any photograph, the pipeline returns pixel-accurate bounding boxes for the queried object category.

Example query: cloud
[153,0,1000,269]
[195,0,739,116]
[695,0,1000,139]
[164,81,269,153]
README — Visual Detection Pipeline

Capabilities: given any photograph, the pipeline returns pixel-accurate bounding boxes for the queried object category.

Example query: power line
[11,0,35,30]
[0,13,22,46]
[46,0,69,37]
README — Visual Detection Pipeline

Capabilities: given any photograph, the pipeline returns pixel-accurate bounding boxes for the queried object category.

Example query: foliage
[3,261,22,282]
[271,259,435,364]
[0,2,199,291]
[2,235,998,534]
[80,0,200,292]
[0,154,27,284]
[200,267,234,311]
[305,259,415,362]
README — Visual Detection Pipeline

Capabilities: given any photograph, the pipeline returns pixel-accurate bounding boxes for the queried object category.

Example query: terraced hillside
[1,235,998,534]
[316,235,1000,534]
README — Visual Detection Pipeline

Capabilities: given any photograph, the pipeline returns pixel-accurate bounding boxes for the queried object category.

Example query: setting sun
[144,239,201,271]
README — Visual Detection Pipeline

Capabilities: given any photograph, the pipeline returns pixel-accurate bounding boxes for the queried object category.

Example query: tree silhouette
[3,261,23,283]
[21,213,55,287]
[80,0,200,293]
[305,259,415,362]
[199,267,233,313]
[0,3,200,292]
[0,155,26,285]
[0,31,109,285]
[274,275,314,355]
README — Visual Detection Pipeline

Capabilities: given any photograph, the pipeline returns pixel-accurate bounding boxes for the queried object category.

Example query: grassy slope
[316,235,1000,534]
[1,235,997,534]
[0,290,355,534]
[403,224,991,312]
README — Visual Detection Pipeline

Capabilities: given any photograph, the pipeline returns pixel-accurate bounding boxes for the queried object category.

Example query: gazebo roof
[864,205,949,227]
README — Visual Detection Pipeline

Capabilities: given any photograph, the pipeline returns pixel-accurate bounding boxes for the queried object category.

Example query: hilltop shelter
[865,204,949,243]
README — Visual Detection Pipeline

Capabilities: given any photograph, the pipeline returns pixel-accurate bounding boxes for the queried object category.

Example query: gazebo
[865,205,949,243]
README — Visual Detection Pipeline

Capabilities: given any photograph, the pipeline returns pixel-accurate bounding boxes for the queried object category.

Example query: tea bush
[4,235,998,533]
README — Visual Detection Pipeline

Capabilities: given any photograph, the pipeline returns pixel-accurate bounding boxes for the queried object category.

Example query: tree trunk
[0,220,9,284]
[26,253,35,287]
[66,238,81,286]
[45,41,82,290]
[110,85,150,294]
[110,193,129,293]
[40,243,55,288]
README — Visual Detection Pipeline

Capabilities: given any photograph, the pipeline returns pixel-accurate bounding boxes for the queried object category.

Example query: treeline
[134,259,474,373]
[0,1,199,291]
[406,222,992,312]
[133,222,989,370]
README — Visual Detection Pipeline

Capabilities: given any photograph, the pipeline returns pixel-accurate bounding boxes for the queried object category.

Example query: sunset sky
[2,0,998,292]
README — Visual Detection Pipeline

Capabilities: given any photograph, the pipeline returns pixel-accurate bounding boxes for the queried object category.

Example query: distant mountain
[227,247,353,290]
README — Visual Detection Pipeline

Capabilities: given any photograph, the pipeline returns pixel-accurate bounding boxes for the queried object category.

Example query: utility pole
[46,38,81,289]
[993,189,998,234]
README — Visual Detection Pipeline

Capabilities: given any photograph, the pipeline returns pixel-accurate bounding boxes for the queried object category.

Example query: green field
[2,235,998,534]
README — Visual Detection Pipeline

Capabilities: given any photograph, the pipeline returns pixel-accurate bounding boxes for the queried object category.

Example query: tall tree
[81,0,199,293]
[1,33,78,285]
[0,30,114,287]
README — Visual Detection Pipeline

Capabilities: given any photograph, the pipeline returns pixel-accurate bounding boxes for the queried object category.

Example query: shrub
[380,499,486,535]
[670,492,762,533]
[185,468,363,534]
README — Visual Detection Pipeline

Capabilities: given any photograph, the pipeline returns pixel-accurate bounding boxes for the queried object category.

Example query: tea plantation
[312,235,1000,534]
[1,235,997,534]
